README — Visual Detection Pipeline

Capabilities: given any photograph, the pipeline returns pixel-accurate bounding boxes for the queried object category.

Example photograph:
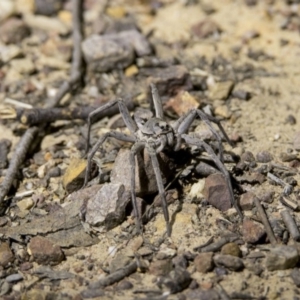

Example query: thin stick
[280,209,300,241]
[0,127,39,213]
[254,197,277,246]
[88,261,137,289]
[44,0,83,109]
[0,0,84,211]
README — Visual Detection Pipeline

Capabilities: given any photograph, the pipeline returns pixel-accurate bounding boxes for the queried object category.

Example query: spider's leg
[197,109,234,147]
[83,131,135,188]
[146,143,171,237]
[150,83,164,120]
[173,109,228,163]
[181,134,243,219]
[86,99,137,154]
[130,142,146,235]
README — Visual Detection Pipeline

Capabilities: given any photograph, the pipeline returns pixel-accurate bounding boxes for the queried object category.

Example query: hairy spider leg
[130,142,146,235]
[181,134,243,219]
[150,83,164,120]
[147,143,171,236]
[86,99,138,154]
[83,131,135,187]
[172,109,232,163]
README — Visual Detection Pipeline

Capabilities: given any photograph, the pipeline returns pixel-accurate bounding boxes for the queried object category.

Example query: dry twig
[254,197,277,246]
[280,209,300,241]
[0,0,83,211]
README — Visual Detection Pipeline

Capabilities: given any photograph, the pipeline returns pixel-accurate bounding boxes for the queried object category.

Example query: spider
[83,84,243,236]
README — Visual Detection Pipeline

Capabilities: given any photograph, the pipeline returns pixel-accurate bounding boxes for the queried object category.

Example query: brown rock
[242,219,266,244]
[239,192,255,210]
[194,252,214,273]
[203,173,231,211]
[149,259,172,276]
[0,18,30,44]
[165,91,199,116]
[221,243,242,257]
[28,236,64,265]
[0,242,14,267]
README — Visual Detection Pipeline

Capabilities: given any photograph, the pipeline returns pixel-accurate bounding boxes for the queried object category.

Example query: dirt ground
[1,0,300,299]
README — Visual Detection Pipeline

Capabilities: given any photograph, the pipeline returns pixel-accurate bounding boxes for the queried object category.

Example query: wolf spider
[83,84,243,236]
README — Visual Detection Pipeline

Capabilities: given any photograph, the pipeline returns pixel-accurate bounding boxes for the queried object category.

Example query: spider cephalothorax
[83,83,243,236]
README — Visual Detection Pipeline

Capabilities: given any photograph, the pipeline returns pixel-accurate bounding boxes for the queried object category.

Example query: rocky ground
[1,0,300,299]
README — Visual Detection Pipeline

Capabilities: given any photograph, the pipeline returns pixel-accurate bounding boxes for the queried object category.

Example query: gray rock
[265,246,299,271]
[109,253,131,273]
[34,0,62,16]
[110,148,170,196]
[213,254,244,271]
[85,183,130,230]
[242,219,266,244]
[27,236,64,265]
[256,150,273,163]
[82,30,151,72]
[5,273,23,283]
[203,173,231,211]
[81,289,105,298]
[194,252,214,273]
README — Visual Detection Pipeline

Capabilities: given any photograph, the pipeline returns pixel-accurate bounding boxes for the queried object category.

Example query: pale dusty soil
[1,1,300,299]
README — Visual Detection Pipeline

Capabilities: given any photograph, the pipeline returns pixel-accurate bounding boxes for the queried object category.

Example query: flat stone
[214,105,232,119]
[242,219,266,244]
[213,254,244,271]
[0,18,31,44]
[265,246,299,271]
[221,243,242,257]
[85,183,130,231]
[27,236,64,265]
[110,148,170,196]
[191,18,221,39]
[194,252,214,273]
[209,81,234,100]
[0,242,14,267]
[82,30,151,72]
[239,192,255,210]
[291,268,300,287]
[203,173,231,211]
[10,58,35,74]
[116,280,133,290]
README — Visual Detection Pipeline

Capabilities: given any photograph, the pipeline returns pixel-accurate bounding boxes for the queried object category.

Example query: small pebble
[209,81,234,100]
[221,243,242,257]
[242,219,266,244]
[117,280,133,290]
[213,254,244,271]
[232,89,251,100]
[256,150,273,163]
[239,192,255,210]
[6,273,23,283]
[194,252,214,273]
